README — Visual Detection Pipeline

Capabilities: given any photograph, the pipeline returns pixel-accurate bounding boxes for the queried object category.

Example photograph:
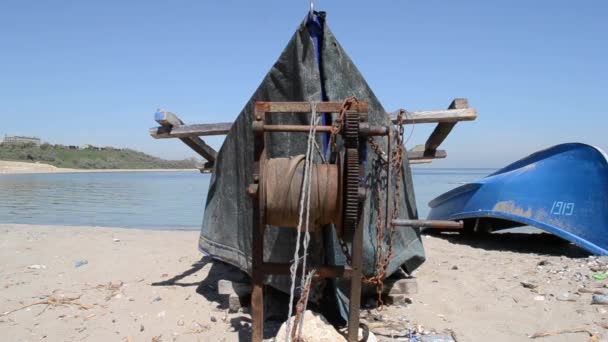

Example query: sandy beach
[0,161,197,174]
[1,224,607,341]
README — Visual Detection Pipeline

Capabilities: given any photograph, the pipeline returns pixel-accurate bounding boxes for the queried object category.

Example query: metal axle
[392,219,463,229]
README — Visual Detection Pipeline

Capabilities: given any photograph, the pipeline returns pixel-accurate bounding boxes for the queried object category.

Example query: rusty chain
[338,238,352,265]
[367,137,388,168]
[330,102,407,309]
[363,109,406,309]
[329,96,358,151]
[291,270,316,342]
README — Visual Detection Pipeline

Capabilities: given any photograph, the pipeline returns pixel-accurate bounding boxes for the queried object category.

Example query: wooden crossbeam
[150,122,233,139]
[423,99,469,156]
[389,106,476,124]
[409,159,433,164]
[150,106,475,140]
[154,110,218,163]
[408,145,447,160]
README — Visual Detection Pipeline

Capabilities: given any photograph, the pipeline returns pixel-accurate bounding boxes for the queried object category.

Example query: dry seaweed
[1,294,92,317]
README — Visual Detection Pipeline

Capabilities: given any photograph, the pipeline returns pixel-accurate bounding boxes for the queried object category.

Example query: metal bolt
[247,184,259,198]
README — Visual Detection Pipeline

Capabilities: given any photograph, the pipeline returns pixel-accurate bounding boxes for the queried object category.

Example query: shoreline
[0,160,198,175]
[0,222,200,232]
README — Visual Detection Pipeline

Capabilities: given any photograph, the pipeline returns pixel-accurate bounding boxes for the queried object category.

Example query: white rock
[534,295,545,301]
[27,264,46,270]
[274,310,346,342]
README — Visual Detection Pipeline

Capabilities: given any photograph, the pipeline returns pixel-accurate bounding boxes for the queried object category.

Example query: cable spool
[263,155,342,230]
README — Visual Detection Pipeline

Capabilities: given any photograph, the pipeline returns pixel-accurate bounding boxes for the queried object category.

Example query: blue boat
[427,143,608,255]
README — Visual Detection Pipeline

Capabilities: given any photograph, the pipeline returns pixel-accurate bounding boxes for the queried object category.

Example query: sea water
[0,168,494,230]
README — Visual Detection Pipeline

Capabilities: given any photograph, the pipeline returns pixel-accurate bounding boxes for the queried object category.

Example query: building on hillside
[2,135,41,146]
[82,144,101,151]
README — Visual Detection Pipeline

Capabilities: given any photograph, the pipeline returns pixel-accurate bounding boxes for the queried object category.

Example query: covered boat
[427,143,608,255]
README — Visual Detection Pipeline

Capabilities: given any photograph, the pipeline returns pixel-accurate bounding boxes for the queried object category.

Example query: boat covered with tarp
[427,143,608,255]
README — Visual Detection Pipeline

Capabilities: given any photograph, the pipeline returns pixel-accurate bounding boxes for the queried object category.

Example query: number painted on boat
[551,201,575,216]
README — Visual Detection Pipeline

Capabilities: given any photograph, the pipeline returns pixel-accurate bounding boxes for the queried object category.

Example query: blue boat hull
[427,143,608,255]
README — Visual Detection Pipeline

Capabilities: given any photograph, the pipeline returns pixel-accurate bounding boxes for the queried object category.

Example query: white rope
[285,101,318,342]
[300,102,317,289]
[403,110,416,148]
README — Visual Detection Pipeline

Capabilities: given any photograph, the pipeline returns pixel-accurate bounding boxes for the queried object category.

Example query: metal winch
[149,97,475,342]
[247,100,384,342]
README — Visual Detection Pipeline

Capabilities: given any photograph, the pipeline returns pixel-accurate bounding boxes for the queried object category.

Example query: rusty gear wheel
[342,112,360,233]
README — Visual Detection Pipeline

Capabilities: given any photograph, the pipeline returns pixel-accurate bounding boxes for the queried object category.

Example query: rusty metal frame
[249,101,371,342]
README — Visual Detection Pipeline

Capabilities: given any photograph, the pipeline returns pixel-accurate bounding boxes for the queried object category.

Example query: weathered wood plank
[151,102,476,139]
[255,101,368,114]
[181,136,217,162]
[150,122,233,138]
[423,99,469,155]
[409,159,433,164]
[407,149,447,160]
[155,110,184,127]
[390,106,476,124]
[151,109,220,162]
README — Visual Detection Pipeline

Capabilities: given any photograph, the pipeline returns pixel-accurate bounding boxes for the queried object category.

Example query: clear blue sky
[1,1,606,167]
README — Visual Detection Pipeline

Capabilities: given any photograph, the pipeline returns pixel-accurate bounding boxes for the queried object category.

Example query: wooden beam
[424,99,469,156]
[389,106,476,124]
[407,148,447,160]
[180,136,217,163]
[150,101,476,140]
[150,122,233,138]
[410,159,433,164]
[155,110,184,127]
[152,109,219,162]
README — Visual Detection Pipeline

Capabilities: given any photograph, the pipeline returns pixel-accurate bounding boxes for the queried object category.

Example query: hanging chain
[333,105,408,309]
[363,109,406,309]
[367,137,388,168]
[329,96,358,151]
[338,238,352,265]
[291,270,316,342]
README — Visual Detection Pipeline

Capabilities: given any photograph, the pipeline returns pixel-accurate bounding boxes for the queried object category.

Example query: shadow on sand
[150,255,286,341]
[424,230,590,258]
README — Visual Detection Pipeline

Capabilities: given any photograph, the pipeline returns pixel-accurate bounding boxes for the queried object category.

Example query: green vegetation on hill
[0,143,198,169]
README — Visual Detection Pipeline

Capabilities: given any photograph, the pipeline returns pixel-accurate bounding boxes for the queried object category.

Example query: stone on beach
[591,294,608,305]
[274,310,347,342]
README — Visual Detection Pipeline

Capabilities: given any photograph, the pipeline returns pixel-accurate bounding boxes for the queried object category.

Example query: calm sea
[0,169,494,230]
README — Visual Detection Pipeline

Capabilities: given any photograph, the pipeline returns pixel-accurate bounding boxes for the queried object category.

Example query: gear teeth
[343,112,359,148]
[343,108,360,233]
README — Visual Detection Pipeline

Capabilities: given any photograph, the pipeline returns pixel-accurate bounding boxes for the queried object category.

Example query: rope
[285,101,318,342]
[402,110,415,148]
[300,102,318,290]
[264,157,339,228]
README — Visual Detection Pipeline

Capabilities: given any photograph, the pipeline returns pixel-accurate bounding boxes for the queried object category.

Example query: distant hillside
[0,143,198,169]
